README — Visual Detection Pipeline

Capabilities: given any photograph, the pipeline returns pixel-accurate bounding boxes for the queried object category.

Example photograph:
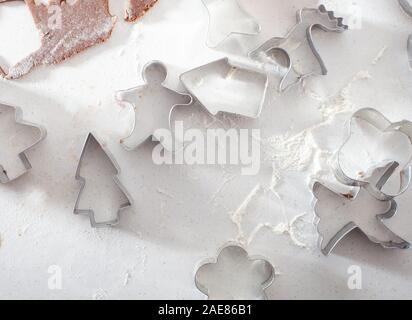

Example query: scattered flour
[231,184,261,242]
[123,271,131,286]
[236,70,372,248]
[372,46,388,65]
[245,212,318,249]
[318,70,371,120]
[262,130,317,172]
[92,288,109,300]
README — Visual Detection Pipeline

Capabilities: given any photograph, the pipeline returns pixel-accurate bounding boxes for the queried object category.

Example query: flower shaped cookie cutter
[333,108,412,201]
[195,244,275,300]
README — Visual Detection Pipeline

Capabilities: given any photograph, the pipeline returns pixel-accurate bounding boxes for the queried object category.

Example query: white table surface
[0,0,412,299]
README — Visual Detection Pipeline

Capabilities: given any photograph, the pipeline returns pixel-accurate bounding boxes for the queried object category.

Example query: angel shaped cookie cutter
[313,162,410,256]
[195,243,275,300]
[74,133,132,228]
[116,61,193,152]
[333,108,412,201]
[201,0,261,48]
[0,102,47,183]
[249,5,348,92]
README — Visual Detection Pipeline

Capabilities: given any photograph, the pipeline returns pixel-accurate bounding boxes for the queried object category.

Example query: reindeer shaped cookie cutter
[181,5,347,120]
[249,5,348,92]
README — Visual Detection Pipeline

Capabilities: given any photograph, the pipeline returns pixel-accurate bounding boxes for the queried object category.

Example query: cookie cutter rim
[0,101,47,184]
[180,57,269,119]
[399,0,412,67]
[249,5,348,93]
[74,132,132,228]
[194,242,275,300]
[313,165,411,257]
[332,108,412,201]
[201,0,261,48]
[116,60,193,152]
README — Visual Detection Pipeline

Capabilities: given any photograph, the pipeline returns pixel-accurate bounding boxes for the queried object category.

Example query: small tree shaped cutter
[74,133,132,228]
[0,102,47,183]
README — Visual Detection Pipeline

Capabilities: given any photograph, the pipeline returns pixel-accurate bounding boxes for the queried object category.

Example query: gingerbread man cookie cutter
[116,61,193,152]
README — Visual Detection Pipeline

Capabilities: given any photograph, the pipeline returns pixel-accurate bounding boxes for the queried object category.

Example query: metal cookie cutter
[313,162,410,256]
[74,133,132,228]
[180,57,269,119]
[202,0,261,48]
[116,61,193,152]
[249,5,348,92]
[333,108,412,201]
[195,244,275,300]
[399,0,412,67]
[0,102,46,183]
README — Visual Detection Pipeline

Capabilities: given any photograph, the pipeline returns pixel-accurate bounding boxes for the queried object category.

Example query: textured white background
[0,0,412,299]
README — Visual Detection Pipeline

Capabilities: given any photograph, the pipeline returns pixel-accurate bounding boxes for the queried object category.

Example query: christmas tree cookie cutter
[116,61,193,152]
[313,162,410,256]
[332,108,412,201]
[74,133,132,228]
[202,0,261,48]
[249,5,348,92]
[180,57,269,119]
[195,244,275,300]
[0,102,47,183]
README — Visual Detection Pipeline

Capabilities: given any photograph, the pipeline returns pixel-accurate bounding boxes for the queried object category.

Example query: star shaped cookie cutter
[0,102,47,183]
[201,0,260,48]
[74,133,132,228]
[195,243,275,300]
[313,161,410,256]
[249,5,348,92]
[333,108,412,201]
[116,61,193,152]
